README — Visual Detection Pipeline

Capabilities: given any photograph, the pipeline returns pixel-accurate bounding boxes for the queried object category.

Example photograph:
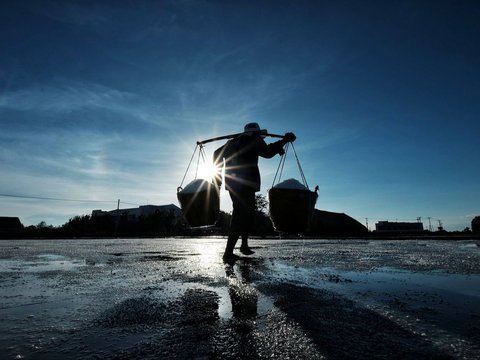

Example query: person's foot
[222,253,241,265]
[240,246,255,255]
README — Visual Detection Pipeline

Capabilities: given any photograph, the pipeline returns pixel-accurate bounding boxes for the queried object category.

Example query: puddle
[268,261,480,297]
[216,286,233,319]
[458,243,478,250]
[0,254,86,273]
[216,286,275,320]
[267,261,480,331]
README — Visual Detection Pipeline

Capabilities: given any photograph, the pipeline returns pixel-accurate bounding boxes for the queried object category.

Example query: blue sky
[1,0,479,231]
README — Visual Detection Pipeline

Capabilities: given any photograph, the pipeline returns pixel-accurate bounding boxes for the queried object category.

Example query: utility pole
[437,219,444,232]
[365,218,369,231]
[115,199,120,237]
[427,217,432,232]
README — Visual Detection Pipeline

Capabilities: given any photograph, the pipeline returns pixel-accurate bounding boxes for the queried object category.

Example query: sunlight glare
[193,241,222,267]
[198,162,220,182]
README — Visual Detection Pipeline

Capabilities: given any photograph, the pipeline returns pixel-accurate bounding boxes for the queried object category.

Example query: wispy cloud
[172,69,305,128]
[0,81,132,113]
[0,80,186,135]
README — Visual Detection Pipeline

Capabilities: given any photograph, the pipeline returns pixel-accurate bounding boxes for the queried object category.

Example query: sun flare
[197,162,221,182]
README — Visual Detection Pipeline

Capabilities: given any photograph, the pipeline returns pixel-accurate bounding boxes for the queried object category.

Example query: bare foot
[240,247,255,255]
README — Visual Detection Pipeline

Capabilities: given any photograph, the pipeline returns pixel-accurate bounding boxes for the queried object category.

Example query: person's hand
[284,132,296,143]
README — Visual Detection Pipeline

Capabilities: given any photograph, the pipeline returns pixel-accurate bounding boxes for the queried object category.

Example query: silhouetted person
[213,122,296,264]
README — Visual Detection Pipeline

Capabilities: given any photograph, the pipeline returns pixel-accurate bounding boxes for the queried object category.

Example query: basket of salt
[177,179,220,227]
[268,178,318,233]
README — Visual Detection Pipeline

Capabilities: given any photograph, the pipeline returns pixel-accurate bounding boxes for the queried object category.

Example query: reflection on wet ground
[0,238,479,359]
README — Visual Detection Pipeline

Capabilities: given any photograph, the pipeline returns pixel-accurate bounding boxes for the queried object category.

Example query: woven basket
[268,187,318,233]
[177,181,220,227]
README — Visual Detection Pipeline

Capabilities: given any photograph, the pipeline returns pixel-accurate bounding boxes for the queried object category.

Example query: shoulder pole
[197,132,284,145]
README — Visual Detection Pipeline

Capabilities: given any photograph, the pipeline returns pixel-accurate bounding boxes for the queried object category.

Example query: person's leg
[240,235,255,255]
[224,232,239,258]
[223,191,244,260]
[240,191,255,255]
[241,233,248,248]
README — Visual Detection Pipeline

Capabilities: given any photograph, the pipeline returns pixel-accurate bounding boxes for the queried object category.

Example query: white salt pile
[180,179,210,194]
[273,178,308,190]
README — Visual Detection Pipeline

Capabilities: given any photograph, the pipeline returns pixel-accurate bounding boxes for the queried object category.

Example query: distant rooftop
[375,221,424,233]
[0,217,24,231]
[92,204,181,218]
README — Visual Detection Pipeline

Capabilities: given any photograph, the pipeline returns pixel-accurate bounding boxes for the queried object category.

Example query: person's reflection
[225,261,258,319]
[224,261,261,358]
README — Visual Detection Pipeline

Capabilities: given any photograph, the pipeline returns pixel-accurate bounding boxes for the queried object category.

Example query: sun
[198,162,221,182]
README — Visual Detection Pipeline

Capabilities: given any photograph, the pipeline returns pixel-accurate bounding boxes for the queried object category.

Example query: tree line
[18,195,275,239]
[6,199,480,239]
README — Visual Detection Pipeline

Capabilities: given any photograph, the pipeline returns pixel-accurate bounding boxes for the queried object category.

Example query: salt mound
[273,178,308,190]
[181,179,210,194]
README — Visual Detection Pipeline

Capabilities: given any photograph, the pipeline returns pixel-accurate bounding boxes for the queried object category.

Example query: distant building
[92,204,181,220]
[375,221,424,234]
[309,210,369,237]
[0,217,24,238]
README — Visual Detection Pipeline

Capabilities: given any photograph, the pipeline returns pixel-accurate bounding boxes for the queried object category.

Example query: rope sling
[272,142,310,190]
[176,143,220,227]
[178,144,208,192]
[269,142,318,234]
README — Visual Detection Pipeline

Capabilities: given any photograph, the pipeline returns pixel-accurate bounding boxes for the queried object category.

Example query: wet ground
[0,238,479,359]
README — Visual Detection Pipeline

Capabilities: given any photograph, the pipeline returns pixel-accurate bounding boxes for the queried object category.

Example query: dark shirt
[213,133,285,192]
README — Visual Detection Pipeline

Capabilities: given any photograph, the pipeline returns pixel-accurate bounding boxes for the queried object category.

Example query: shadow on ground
[89,258,458,359]
[258,282,454,360]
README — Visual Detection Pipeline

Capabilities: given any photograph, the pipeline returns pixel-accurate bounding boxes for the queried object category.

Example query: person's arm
[258,132,296,158]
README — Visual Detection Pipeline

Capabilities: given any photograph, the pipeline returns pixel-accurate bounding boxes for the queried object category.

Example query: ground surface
[0,238,479,359]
